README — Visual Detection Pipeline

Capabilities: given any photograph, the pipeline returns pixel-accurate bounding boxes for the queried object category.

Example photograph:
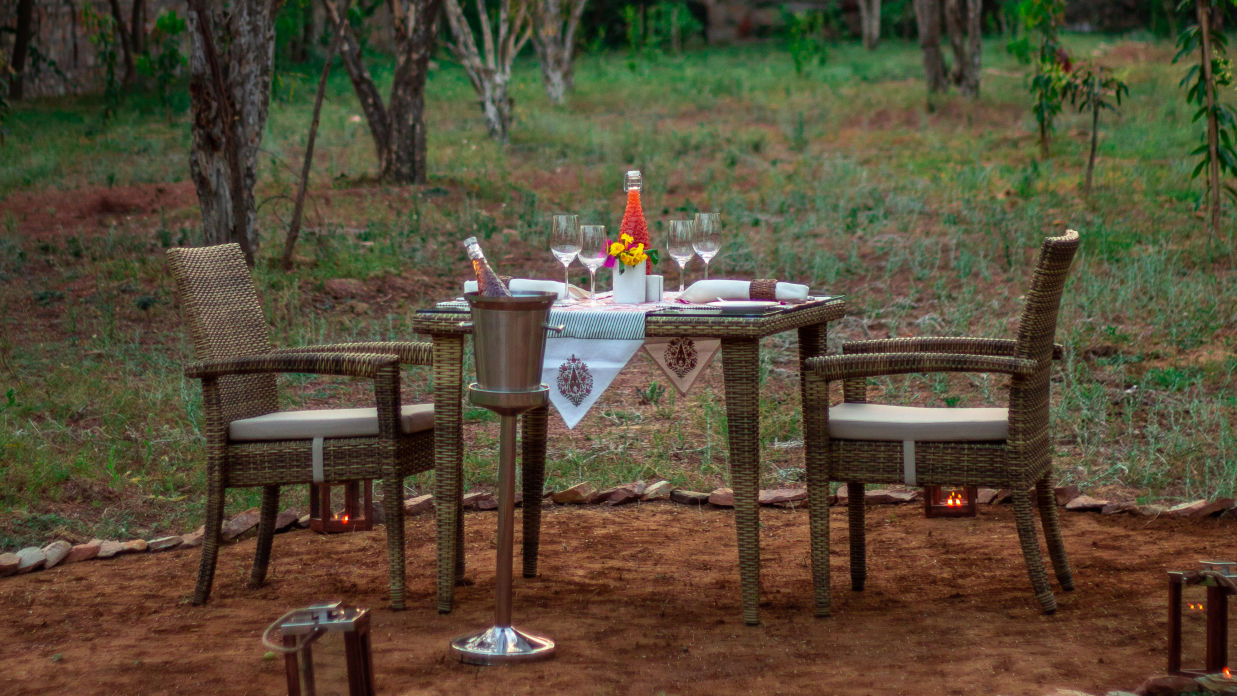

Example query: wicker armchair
[167,243,442,610]
[802,229,1079,615]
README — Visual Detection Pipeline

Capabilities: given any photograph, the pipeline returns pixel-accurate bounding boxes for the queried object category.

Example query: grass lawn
[0,34,1233,549]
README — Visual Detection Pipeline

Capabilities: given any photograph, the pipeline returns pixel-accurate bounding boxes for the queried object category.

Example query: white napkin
[679,280,810,303]
[463,279,587,300]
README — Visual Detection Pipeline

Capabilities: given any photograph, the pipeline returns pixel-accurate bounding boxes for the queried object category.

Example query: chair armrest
[805,352,1037,382]
[842,337,1064,360]
[185,352,399,380]
[276,341,432,366]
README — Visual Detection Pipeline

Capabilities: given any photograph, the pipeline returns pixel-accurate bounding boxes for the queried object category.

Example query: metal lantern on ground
[923,485,978,518]
[1168,561,1236,679]
[265,602,375,696]
[308,481,374,533]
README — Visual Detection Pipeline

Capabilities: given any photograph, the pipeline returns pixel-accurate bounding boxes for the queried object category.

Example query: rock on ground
[147,536,183,552]
[41,541,71,569]
[551,483,594,505]
[0,552,19,577]
[708,488,735,508]
[642,481,672,501]
[404,494,434,515]
[65,540,102,564]
[16,546,45,573]
[669,489,710,506]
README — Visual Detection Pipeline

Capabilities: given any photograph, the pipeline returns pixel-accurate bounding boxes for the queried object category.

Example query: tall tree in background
[8,0,34,100]
[186,0,282,263]
[913,0,948,95]
[442,0,531,143]
[915,0,982,101]
[324,0,443,184]
[857,0,881,50]
[530,0,587,105]
[1175,0,1237,241]
[944,0,982,98]
[107,0,147,84]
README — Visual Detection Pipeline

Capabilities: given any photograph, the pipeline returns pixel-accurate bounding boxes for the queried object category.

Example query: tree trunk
[531,0,587,105]
[387,0,442,181]
[1084,92,1098,196]
[107,0,138,84]
[9,0,34,100]
[913,0,947,95]
[944,0,981,98]
[324,0,393,173]
[131,0,147,56]
[326,0,441,183]
[858,0,881,50]
[284,0,350,270]
[1198,0,1221,238]
[443,0,531,144]
[186,0,282,263]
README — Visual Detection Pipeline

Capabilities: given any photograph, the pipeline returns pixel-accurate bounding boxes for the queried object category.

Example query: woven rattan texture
[414,296,847,624]
[167,243,440,611]
[802,230,1079,617]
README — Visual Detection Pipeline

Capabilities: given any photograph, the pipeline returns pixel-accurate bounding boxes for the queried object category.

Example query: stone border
[2,485,1233,579]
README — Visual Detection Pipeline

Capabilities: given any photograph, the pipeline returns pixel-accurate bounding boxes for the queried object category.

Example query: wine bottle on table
[620,170,652,272]
[462,236,512,297]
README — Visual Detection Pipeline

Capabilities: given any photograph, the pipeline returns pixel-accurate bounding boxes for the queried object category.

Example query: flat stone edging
[2,485,1233,579]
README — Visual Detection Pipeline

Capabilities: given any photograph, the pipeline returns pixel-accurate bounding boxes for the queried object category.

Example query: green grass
[1,35,1235,548]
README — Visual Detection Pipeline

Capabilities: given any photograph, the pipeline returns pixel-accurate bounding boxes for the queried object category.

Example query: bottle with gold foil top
[619,170,652,271]
[462,236,512,297]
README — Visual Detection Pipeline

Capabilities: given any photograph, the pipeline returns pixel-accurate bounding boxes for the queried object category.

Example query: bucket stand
[449,292,560,665]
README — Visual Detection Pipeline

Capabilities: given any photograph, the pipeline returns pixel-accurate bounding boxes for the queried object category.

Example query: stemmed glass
[693,212,721,280]
[577,224,608,303]
[549,214,581,303]
[667,219,696,295]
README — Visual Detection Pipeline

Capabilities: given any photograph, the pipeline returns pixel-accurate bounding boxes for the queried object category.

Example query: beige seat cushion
[229,404,434,441]
[827,403,1007,441]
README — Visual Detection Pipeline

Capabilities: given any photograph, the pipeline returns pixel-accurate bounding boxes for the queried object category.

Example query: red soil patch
[0,182,199,239]
[3,503,1231,695]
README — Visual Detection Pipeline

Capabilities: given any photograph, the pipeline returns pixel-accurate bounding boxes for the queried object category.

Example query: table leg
[798,323,831,617]
[720,337,762,626]
[433,334,465,614]
[520,405,548,578]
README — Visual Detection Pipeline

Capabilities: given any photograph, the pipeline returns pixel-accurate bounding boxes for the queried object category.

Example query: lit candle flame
[341,514,350,525]
[1223,666,1232,679]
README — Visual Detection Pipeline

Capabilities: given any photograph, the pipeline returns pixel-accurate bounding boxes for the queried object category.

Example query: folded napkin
[463,279,587,300]
[679,279,810,304]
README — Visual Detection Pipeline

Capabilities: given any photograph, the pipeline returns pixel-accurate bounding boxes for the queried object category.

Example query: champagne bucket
[463,291,560,393]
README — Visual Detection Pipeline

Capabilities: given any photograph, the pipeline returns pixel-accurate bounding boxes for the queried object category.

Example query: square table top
[412,295,847,341]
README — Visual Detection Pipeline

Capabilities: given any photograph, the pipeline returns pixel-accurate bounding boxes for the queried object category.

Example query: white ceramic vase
[611,262,647,304]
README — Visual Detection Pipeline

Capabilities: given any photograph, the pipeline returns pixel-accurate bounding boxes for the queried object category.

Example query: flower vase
[611,263,647,304]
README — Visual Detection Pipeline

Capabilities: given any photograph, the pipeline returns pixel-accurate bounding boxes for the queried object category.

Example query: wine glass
[577,224,608,303]
[549,213,581,303]
[667,219,696,295]
[693,212,721,280]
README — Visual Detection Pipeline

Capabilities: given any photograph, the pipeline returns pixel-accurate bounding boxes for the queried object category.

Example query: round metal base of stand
[450,625,556,665]
[468,384,548,415]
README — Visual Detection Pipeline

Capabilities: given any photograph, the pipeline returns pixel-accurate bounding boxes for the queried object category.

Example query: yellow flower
[619,233,634,245]
[608,241,625,256]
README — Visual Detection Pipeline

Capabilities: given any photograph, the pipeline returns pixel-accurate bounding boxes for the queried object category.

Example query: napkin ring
[750,279,778,301]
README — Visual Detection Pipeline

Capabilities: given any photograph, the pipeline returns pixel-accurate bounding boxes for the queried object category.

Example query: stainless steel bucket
[464,291,558,393]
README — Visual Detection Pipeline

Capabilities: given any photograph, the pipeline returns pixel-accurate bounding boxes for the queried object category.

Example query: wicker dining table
[413,294,847,625]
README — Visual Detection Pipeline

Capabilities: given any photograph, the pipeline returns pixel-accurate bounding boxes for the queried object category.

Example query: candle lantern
[308,481,374,533]
[923,485,977,518]
[268,602,376,696]
[1168,561,1235,678]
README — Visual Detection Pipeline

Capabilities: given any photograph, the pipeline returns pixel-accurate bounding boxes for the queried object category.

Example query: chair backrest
[1013,229,1079,364]
[167,243,278,424]
[1008,230,1079,466]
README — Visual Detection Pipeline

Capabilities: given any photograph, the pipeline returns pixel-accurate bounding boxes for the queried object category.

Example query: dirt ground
[3,502,1233,696]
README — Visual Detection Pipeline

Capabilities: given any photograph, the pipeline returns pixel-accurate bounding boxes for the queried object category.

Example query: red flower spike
[620,189,652,272]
